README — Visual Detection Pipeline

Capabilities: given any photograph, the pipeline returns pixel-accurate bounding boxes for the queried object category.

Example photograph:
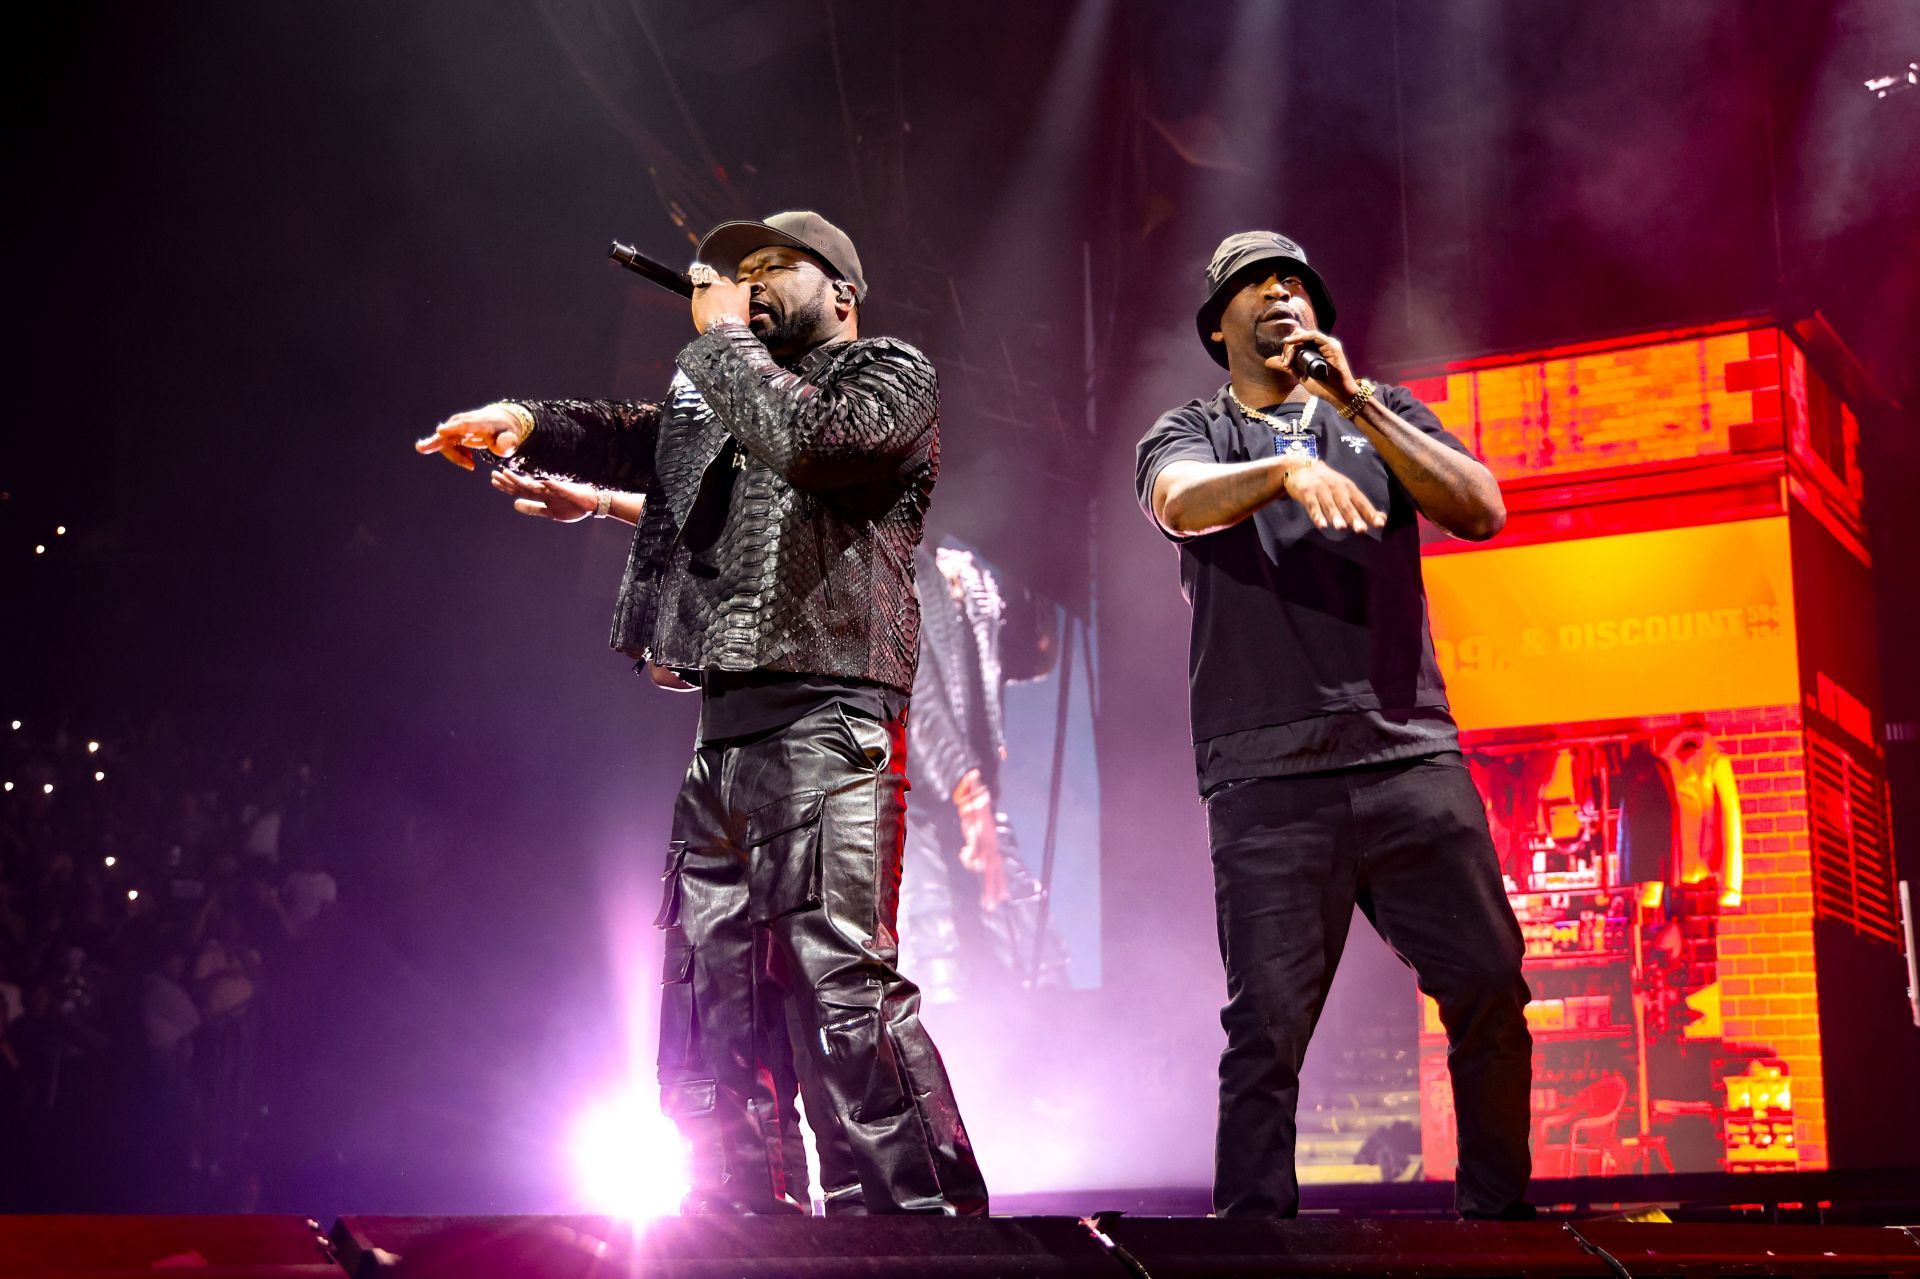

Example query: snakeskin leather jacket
[511,321,939,693]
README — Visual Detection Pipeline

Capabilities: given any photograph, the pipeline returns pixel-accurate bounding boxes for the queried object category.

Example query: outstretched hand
[414,404,529,471]
[489,469,597,522]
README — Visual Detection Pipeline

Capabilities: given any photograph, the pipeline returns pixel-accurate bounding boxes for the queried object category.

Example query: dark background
[5,0,1917,1213]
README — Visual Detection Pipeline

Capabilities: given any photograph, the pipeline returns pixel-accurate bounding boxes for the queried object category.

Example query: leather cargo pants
[654,702,989,1216]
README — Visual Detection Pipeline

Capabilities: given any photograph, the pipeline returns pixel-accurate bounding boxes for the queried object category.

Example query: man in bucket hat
[1135,231,1532,1219]
[417,211,986,1216]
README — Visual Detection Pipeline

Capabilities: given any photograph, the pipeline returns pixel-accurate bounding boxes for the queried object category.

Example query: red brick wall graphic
[1405,326,1783,483]
[1709,703,1827,1171]
[1407,319,1884,1180]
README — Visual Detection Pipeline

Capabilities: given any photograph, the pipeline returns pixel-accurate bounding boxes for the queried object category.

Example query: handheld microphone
[1292,343,1335,388]
[608,241,696,298]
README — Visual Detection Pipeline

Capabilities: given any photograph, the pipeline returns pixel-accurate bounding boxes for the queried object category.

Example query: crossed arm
[1149,389,1504,541]
[1344,390,1505,541]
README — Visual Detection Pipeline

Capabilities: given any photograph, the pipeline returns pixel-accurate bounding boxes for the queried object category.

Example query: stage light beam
[1864,62,1918,98]
[567,1088,690,1218]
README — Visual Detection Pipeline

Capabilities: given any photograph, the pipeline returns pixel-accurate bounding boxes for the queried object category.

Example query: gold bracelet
[1338,378,1377,421]
[498,401,537,449]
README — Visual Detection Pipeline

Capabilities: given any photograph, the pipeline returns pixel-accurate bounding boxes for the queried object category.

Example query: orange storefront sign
[1423,517,1798,729]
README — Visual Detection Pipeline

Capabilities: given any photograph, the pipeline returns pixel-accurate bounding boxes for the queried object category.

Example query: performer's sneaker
[821,1183,868,1216]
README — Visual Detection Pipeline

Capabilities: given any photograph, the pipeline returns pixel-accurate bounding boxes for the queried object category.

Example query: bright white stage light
[2,782,11,792]
[94,771,106,782]
[88,741,100,753]
[55,525,67,536]
[42,783,54,795]
[566,1088,690,1219]
[8,720,19,731]
[127,889,139,902]
[1865,63,1919,98]
[104,856,116,867]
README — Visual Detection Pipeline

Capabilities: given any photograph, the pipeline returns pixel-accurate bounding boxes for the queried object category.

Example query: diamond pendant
[1275,433,1319,461]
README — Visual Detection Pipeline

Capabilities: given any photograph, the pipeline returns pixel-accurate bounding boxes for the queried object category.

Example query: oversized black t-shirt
[698,670,905,743]
[1134,383,1470,788]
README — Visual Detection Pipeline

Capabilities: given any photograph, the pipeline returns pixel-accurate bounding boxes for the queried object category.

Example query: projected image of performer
[898,540,1071,1003]
[415,212,987,1216]
[1134,232,1533,1220]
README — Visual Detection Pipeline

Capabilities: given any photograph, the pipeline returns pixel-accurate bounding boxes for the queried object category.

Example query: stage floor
[5,1193,1920,1279]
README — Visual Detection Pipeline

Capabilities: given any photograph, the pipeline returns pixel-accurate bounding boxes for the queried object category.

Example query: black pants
[1205,752,1533,1218]
[655,702,988,1215]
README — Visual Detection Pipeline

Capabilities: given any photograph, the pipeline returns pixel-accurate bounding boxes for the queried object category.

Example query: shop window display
[1417,721,1778,1180]
[1401,318,1908,1183]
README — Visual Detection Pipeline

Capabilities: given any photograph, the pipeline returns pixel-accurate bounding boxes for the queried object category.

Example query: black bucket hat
[1195,231,1336,369]
[696,210,868,302]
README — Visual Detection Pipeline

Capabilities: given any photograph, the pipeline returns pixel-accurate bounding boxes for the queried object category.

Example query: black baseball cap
[1195,231,1337,369]
[696,210,868,302]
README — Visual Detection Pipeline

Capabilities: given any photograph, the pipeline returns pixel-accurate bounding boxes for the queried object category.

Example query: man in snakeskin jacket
[900,540,1070,1002]
[416,212,986,1216]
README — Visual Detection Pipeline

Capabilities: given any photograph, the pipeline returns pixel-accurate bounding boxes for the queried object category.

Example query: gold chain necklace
[1230,388,1317,437]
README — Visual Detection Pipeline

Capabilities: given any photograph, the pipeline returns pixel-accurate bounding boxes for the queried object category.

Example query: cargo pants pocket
[745,788,826,925]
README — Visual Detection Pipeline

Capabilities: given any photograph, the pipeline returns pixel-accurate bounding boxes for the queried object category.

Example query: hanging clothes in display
[1658,727,1744,907]
[1538,747,1584,842]
[1615,742,1677,887]
[1467,749,1559,883]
